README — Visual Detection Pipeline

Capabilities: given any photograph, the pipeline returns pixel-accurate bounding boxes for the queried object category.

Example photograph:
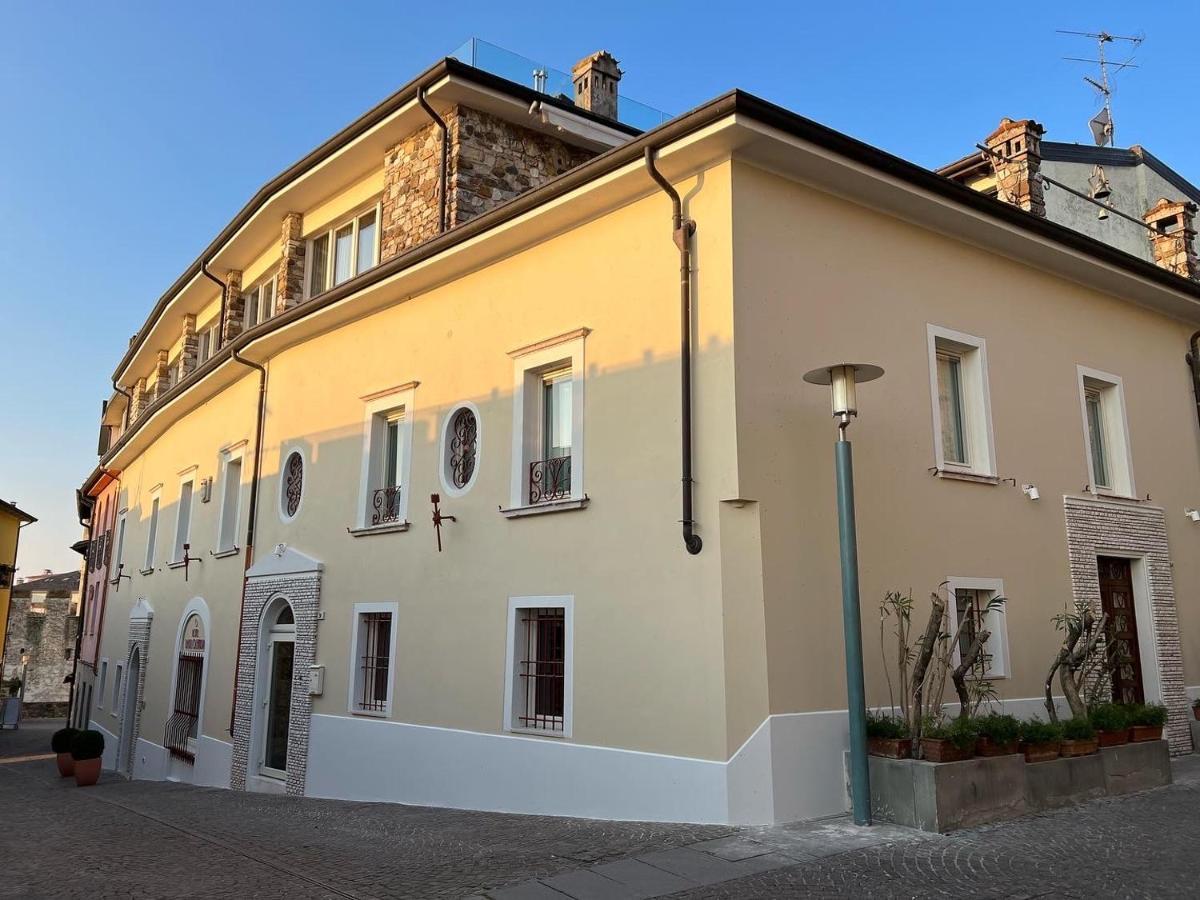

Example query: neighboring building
[1,571,81,717]
[0,499,36,700]
[79,41,1200,825]
[940,117,1200,276]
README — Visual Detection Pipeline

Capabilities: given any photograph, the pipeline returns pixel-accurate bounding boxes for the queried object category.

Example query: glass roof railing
[448,38,670,133]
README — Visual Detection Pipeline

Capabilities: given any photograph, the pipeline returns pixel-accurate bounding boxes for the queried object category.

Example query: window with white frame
[507,330,588,512]
[504,596,573,736]
[355,384,415,530]
[306,205,380,298]
[1077,367,1134,496]
[348,603,397,716]
[143,491,161,571]
[243,274,277,331]
[926,325,996,478]
[167,352,182,389]
[111,661,124,713]
[97,659,109,709]
[172,476,194,563]
[216,448,244,552]
[196,318,219,365]
[946,577,1008,679]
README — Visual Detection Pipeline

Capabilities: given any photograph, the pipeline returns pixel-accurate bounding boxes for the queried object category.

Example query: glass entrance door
[263,639,294,775]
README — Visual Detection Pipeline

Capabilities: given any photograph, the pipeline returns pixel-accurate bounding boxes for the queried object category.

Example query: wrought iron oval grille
[449,407,478,489]
[284,451,304,518]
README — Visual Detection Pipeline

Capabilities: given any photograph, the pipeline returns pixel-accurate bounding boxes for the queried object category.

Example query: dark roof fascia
[0,499,36,524]
[95,89,1200,472]
[111,56,640,384]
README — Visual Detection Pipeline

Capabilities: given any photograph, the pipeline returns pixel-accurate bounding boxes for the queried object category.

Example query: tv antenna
[1058,29,1144,147]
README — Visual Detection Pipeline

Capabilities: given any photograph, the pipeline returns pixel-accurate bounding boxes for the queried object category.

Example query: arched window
[164,612,206,762]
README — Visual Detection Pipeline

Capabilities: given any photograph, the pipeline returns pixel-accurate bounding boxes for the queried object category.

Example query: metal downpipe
[644,147,702,555]
[418,86,449,234]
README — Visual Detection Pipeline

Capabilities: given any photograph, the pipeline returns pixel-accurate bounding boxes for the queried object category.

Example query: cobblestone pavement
[3,721,1198,899]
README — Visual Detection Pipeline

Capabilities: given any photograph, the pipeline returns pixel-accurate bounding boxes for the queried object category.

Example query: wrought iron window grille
[517,607,565,732]
[529,456,571,505]
[357,612,391,712]
[371,486,403,526]
[164,652,203,762]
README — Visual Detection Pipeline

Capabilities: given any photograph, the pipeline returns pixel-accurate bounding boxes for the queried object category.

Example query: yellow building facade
[81,53,1200,823]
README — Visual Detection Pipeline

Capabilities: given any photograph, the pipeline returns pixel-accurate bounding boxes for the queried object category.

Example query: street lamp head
[803,363,885,418]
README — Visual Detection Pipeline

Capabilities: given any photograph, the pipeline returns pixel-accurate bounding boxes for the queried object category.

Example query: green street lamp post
[803,362,884,827]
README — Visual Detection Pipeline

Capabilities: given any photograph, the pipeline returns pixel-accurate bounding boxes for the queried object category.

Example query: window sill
[166,560,186,570]
[347,521,410,537]
[934,469,999,485]
[139,567,154,576]
[211,547,240,559]
[1081,490,1142,503]
[500,497,589,519]
[350,708,390,718]
[508,726,568,739]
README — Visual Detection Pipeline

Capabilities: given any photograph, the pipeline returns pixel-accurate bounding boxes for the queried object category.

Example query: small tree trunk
[909,596,945,748]
[952,629,989,719]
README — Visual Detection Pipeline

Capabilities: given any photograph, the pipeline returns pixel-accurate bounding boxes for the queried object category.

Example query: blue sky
[1,1,1195,573]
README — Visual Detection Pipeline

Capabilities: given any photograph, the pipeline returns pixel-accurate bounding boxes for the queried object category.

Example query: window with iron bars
[354,612,392,713]
[163,653,203,761]
[516,607,565,732]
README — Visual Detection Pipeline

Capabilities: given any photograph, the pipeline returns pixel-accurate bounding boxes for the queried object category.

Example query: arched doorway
[254,599,295,781]
[118,645,141,775]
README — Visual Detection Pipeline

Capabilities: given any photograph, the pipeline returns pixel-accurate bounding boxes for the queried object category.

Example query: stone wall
[1063,496,1191,753]
[230,570,321,796]
[124,610,152,775]
[222,270,244,343]
[276,214,306,313]
[1,592,79,705]
[380,106,595,260]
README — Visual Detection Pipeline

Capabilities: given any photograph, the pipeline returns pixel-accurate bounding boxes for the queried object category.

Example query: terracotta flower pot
[1060,737,1099,757]
[920,738,973,763]
[868,737,911,759]
[1129,725,1163,743]
[1097,729,1129,748]
[1021,740,1061,763]
[56,752,75,778]
[975,736,1019,757]
[73,758,101,787]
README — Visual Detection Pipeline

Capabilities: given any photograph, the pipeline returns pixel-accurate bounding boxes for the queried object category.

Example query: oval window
[441,405,480,495]
[282,450,304,520]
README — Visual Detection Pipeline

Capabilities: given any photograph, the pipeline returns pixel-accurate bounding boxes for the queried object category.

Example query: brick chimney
[1143,198,1199,280]
[571,51,621,120]
[984,118,1046,217]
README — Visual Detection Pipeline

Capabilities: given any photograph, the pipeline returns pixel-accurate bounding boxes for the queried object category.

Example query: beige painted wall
[730,160,1200,730]
[96,160,742,763]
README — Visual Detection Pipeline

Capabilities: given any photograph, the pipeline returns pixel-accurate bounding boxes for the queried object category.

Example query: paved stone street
[3,720,1200,898]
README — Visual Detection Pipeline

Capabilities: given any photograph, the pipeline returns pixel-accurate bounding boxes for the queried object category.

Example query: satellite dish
[1089,107,1113,146]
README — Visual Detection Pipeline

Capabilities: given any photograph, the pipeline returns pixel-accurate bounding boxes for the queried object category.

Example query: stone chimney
[1143,198,1199,280]
[984,118,1046,217]
[571,51,622,120]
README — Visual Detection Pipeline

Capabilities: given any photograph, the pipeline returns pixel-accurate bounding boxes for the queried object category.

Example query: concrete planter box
[871,740,1170,833]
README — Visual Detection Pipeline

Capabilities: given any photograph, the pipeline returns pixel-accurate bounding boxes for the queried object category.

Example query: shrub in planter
[69,730,105,787]
[1019,718,1062,763]
[921,716,978,763]
[1126,703,1168,742]
[974,713,1020,756]
[1060,717,1099,757]
[1089,703,1130,747]
[51,727,79,777]
[866,710,911,759]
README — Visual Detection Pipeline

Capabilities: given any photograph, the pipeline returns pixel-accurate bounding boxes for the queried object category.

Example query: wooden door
[1097,556,1144,705]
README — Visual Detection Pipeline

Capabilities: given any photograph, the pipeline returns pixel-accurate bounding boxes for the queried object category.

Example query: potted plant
[920,716,978,763]
[1019,718,1062,763]
[1192,698,1200,721]
[1089,703,1130,747]
[1060,717,1099,757]
[1127,703,1168,742]
[51,727,79,777]
[974,713,1020,756]
[70,730,105,787]
[867,710,911,759]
